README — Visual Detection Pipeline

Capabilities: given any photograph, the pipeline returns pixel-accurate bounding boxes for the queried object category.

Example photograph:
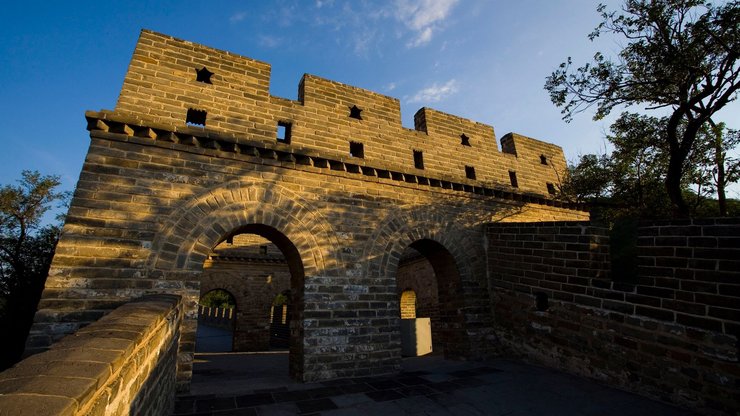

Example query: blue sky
[2,0,738,202]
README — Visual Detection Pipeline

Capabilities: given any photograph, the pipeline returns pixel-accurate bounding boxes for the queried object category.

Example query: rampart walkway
[174,353,696,415]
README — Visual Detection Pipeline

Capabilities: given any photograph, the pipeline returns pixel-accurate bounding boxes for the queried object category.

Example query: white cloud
[349,26,382,57]
[229,12,247,23]
[410,27,433,47]
[392,0,459,47]
[385,82,397,91]
[259,35,282,48]
[407,79,459,103]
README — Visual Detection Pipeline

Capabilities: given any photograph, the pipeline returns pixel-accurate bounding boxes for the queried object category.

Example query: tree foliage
[0,171,65,370]
[545,0,740,216]
[560,112,740,220]
[692,121,740,215]
[200,289,236,309]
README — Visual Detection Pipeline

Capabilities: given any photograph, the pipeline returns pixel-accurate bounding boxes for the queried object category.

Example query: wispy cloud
[385,82,397,92]
[229,11,247,23]
[350,27,380,57]
[259,35,282,48]
[230,1,458,57]
[407,79,459,103]
[392,0,459,47]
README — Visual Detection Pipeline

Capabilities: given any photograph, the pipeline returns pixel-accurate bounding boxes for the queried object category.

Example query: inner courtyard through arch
[195,225,304,379]
[396,240,466,359]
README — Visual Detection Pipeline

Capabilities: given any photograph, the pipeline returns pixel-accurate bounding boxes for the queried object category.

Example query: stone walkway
[173,353,696,415]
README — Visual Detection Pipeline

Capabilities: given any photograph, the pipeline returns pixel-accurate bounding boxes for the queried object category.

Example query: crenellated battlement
[114,29,566,197]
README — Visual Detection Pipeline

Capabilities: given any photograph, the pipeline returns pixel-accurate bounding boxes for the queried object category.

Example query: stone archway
[361,209,479,282]
[362,209,495,360]
[199,232,291,352]
[148,180,343,384]
[149,180,343,275]
[396,238,467,358]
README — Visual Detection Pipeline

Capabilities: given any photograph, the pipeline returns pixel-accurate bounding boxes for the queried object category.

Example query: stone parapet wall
[636,219,739,332]
[0,294,182,416]
[114,29,568,197]
[487,219,739,415]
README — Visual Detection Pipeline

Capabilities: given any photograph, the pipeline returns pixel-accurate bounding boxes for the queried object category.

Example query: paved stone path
[173,354,696,415]
[195,324,232,353]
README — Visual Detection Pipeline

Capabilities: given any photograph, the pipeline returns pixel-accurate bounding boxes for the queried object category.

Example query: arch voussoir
[363,208,478,284]
[149,180,342,277]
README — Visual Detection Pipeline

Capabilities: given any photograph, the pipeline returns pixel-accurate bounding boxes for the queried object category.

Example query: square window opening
[349,141,364,158]
[540,154,548,165]
[259,245,268,255]
[509,171,519,188]
[465,165,476,180]
[413,150,424,169]
[547,182,556,195]
[186,108,207,126]
[277,121,292,144]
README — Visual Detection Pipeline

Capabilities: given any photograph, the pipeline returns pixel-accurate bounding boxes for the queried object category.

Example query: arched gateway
[27,30,588,391]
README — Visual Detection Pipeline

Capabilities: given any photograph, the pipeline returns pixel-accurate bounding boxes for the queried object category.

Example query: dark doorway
[396,239,465,359]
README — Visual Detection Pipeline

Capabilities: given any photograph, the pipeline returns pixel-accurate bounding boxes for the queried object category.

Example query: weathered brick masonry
[26,29,588,391]
[487,219,740,415]
[0,295,182,416]
[200,234,291,351]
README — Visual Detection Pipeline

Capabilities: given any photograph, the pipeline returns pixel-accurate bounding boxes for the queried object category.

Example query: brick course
[487,219,740,415]
[0,295,182,416]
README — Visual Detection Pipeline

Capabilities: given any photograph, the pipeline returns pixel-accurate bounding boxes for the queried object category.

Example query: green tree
[0,171,65,370]
[200,289,236,309]
[560,113,672,220]
[693,121,740,215]
[558,112,740,219]
[545,0,740,216]
[560,153,613,203]
[606,112,671,217]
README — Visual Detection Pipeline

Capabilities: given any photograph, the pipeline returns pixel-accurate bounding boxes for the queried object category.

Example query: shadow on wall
[27,123,583,391]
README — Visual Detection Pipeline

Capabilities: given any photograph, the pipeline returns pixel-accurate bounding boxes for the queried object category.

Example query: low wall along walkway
[0,295,182,416]
[487,219,739,415]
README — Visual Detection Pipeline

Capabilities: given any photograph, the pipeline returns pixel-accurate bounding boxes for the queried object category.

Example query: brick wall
[29,29,589,389]
[0,295,182,416]
[487,219,739,415]
[114,29,569,197]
